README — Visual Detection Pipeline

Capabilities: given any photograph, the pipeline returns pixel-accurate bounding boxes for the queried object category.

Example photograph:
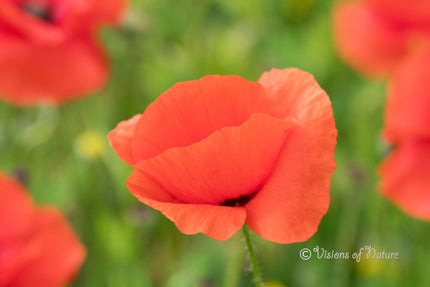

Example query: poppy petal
[368,0,430,26]
[245,68,337,244]
[379,140,430,221]
[108,114,142,166]
[131,75,283,162]
[127,170,246,241]
[333,2,408,77]
[0,173,33,243]
[87,0,127,25]
[9,208,86,287]
[0,36,107,106]
[134,113,296,205]
[0,2,66,45]
[384,45,430,142]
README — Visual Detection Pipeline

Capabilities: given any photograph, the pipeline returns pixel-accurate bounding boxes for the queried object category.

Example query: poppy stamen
[21,2,53,22]
[220,191,258,207]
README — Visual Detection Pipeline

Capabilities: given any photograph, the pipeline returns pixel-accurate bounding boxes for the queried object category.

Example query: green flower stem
[242,225,264,287]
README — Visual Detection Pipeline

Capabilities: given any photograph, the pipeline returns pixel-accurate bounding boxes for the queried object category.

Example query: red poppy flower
[334,1,430,221]
[379,140,430,220]
[0,171,86,287]
[368,0,430,27]
[380,44,430,221]
[384,44,430,143]
[0,0,126,106]
[333,0,430,77]
[108,68,337,244]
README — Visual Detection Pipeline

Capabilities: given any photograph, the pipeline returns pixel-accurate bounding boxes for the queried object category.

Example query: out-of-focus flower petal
[86,0,128,25]
[0,172,86,286]
[0,0,125,106]
[0,2,66,45]
[379,140,430,221]
[384,45,430,142]
[0,35,107,105]
[333,2,409,77]
[368,0,430,27]
[0,172,33,243]
[8,208,86,287]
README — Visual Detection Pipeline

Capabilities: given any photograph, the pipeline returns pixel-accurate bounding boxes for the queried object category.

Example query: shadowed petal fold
[134,113,296,205]
[127,170,247,241]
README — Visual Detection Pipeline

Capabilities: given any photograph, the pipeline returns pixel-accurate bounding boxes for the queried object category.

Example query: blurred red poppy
[0,0,126,106]
[380,44,430,221]
[333,0,430,77]
[109,68,337,244]
[0,171,86,287]
[334,1,430,221]
[368,0,430,26]
[379,140,430,221]
[384,45,430,143]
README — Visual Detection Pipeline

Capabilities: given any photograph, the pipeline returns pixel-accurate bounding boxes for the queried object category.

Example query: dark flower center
[21,2,53,22]
[220,191,258,207]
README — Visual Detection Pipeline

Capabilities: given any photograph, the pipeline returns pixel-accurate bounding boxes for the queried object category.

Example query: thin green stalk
[242,225,264,287]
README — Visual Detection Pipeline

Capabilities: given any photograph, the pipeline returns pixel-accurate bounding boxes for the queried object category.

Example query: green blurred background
[1,0,429,286]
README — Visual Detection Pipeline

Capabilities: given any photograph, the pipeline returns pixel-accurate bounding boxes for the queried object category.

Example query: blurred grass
[1,0,430,286]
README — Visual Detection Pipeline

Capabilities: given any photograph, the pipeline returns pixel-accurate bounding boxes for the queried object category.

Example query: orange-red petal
[384,45,430,142]
[333,2,409,77]
[0,35,107,106]
[244,68,337,244]
[86,0,127,25]
[131,75,283,162]
[0,172,85,286]
[0,172,33,243]
[368,0,430,27]
[108,114,142,166]
[127,170,246,241]
[8,208,86,287]
[135,113,296,205]
[0,2,66,45]
[379,140,430,221]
